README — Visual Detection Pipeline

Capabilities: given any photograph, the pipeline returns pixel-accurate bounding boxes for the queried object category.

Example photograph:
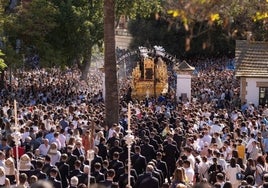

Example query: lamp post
[87,124,95,188]
[12,100,21,184]
[87,149,94,188]
[125,103,134,187]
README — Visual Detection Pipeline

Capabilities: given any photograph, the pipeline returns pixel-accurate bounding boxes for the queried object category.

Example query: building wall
[115,29,132,49]
[176,74,191,102]
[245,77,268,106]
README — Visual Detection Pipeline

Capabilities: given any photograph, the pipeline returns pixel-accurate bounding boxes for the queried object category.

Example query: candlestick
[14,100,18,126]
[128,103,131,131]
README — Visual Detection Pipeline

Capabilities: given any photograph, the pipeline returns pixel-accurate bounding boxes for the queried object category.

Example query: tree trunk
[0,71,5,89]
[78,49,92,81]
[104,0,119,128]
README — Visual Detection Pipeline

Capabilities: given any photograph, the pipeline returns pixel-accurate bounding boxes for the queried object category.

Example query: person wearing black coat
[155,152,170,183]
[48,168,62,188]
[30,160,47,180]
[109,152,124,182]
[131,146,147,175]
[55,154,70,188]
[109,140,123,160]
[119,166,136,188]
[66,145,78,171]
[163,137,180,176]
[141,137,156,162]
[91,162,105,183]
[99,169,118,188]
[69,160,83,181]
[91,147,103,173]
[134,165,159,188]
[77,165,96,185]
[72,141,85,158]
[97,139,108,160]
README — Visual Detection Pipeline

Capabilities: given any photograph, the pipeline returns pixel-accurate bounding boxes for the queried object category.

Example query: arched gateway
[116,46,195,101]
[117,46,178,99]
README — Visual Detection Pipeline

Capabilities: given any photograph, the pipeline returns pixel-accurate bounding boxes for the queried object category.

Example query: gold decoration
[131,57,168,99]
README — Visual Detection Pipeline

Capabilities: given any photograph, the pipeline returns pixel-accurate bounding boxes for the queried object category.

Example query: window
[259,87,268,106]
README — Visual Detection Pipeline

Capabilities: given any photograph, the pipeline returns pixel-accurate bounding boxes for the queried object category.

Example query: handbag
[236,172,245,180]
[236,165,245,180]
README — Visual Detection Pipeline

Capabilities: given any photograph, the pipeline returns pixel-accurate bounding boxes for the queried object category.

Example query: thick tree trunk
[104,0,119,128]
[78,50,92,81]
[0,71,5,89]
[80,59,91,81]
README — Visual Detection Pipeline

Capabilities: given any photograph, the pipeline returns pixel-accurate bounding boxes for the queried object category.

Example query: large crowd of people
[0,56,268,188]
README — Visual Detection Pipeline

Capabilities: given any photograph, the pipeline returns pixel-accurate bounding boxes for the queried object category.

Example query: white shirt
[188,154,196,170]
[246,138,255,153]
[202,134,212,145]
[58,134,66,149]
[210,124,222,134]
[49,151,61,165]
[38,144,50,156]
[184,167,195,183]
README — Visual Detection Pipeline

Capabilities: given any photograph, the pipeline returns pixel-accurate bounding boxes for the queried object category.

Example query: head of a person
[31,180,53,188]
[183,160,191,168]
[75,141,82,148]
[49,168,58,178]
[246,175,254,185]
[222,181,232,188]
[20,154,31,170]
[0,151,5,160]
[256,155,265,167]
[107,169,115,179]
[74,160,81,169]
[70,176,79,187]
[173,167,187,182]
[19,173,28,185]
[30,175,38,185]
[230,158,237,168]
[216,173,225,182]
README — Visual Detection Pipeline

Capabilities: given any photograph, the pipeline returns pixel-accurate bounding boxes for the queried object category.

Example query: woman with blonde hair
[170,167,187,188]
[47,142,61,165]
[0,166,10,187]
[4,158,16,185]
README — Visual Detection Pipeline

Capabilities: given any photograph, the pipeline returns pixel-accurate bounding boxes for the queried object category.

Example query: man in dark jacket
[141,137,156,162]
[55,154,70,188]
[131,146,147,175]
[134,165,159,188]
[30,160,47,180]
[48,168,62,188]
[163,137,179,176]
[91,162,105,183]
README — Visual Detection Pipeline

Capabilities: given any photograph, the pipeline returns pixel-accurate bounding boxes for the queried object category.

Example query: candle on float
[127,103,131,131]
[14,100,18,127]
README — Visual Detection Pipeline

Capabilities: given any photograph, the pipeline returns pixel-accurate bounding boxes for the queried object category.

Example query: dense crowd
[0,57,268,188]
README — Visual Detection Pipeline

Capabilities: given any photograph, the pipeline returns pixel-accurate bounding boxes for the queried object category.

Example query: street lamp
[125,103,134,187]
[12,100,21,185]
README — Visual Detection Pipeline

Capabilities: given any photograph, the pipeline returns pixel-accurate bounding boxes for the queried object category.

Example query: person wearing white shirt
[38,139,50,156]
[210,121,222,135]
[226,158,242,188]
[198,156,210,180]
[202,128,212,145]
[183,160,195,184]
[47,143,61,165]
[246,134,256,158]
[50,132,62,150]
[184,147,196,170]
[0,152,5,168]
[58,129,66,150]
